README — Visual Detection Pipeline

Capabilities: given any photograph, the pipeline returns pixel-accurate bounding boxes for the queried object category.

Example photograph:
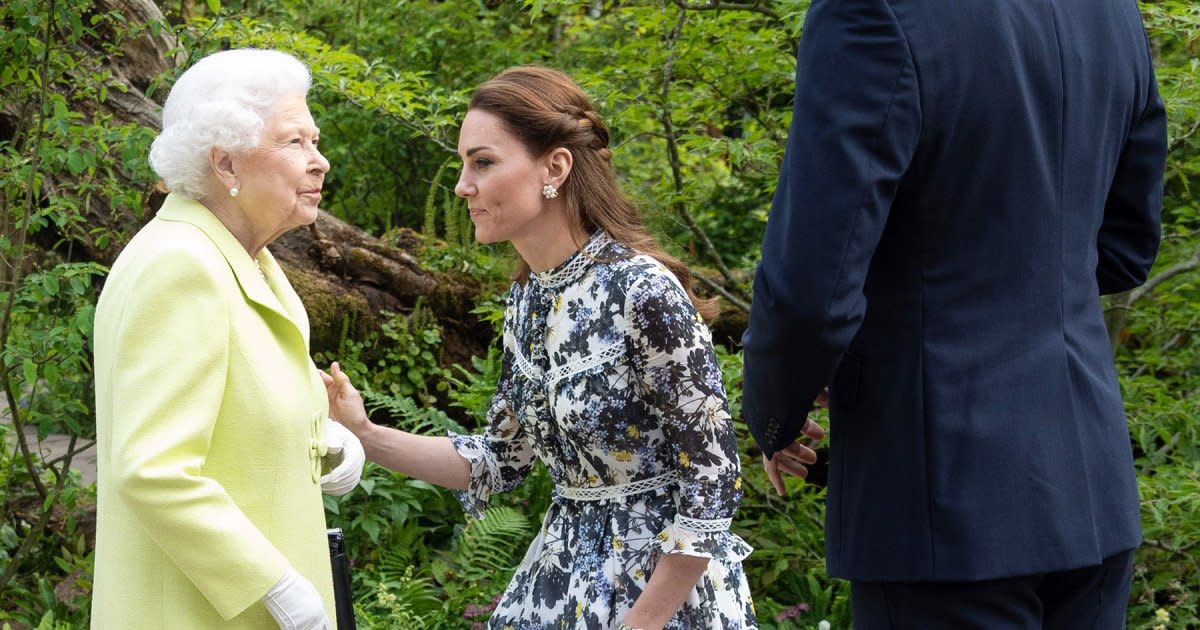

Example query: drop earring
[542,184,558,199]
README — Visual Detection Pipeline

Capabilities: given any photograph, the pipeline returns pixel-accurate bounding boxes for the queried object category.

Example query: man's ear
[209,147,237,190]
[545,147,574,189]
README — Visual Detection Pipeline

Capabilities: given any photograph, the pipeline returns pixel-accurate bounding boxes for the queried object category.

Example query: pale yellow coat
[91,194,335,628]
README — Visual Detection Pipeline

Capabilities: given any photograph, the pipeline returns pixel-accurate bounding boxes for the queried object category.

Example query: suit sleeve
[742,0,921,457]
[106,250,290,620]
[1097,43,1167,294]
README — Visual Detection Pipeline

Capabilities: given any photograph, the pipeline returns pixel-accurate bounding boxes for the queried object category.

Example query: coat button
[309,415,327,483]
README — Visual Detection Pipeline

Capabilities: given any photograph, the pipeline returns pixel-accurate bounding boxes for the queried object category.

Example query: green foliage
[353,566,441,629]
[0,0,157,624]
[328,458,534,629]
[1113,5,1200,629]
[0,427,95,627]
[1,0,1198,627]
[315,307,450,406]
[445,346,505,423]
[717,348,850,628]
[1,264,104,439]
[437,506,531,585]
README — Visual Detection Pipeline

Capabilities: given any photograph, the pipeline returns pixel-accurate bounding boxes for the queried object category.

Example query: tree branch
[43,437,94,471]
[0,0,58,502]
[1131,330,1189,380]
[1168,115,1200,154]
[1106,240,1200,349]
[658,5,751,302]
[1129,240,1200,304]
[0,438,73,594]
[695,273,750,312]
[670,0,780,21]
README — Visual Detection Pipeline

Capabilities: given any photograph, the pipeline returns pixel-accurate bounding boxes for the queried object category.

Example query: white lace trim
[556,471,678,501]
[513,345,544,382]
[532,231,613,289]
[674,515,733,533]
[545,339,624,387]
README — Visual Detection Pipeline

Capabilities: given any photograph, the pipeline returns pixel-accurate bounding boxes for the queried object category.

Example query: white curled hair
[149,49,312,200]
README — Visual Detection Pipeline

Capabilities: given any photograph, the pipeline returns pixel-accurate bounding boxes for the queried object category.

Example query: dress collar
[531,230,613,289]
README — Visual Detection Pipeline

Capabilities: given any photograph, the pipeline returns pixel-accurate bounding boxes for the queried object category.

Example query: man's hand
[762,418,826,496]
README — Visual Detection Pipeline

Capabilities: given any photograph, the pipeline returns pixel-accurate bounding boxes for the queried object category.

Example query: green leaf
[68,273,85,295]
[42,361,59,386]
[66,151,84,175]
[52,97,68,121]
[41,273,59,296]
[359,516,381,543]
[75,304,95,335]
[22,358,37,385]
[205,0,221,15]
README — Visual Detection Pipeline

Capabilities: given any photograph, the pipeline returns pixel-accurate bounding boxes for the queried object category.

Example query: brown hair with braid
[468,65,718,320]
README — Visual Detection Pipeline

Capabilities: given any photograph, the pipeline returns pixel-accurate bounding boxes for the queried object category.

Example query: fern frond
[363,389,467,434]
[454,506,531,581]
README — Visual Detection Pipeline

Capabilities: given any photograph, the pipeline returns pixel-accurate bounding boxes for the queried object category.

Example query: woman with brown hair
[325,66,757,629]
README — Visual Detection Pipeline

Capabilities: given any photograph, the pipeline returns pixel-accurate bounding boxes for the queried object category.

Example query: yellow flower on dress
[575,601,583,618]
[612,536,624,550]
[634,569,645,580]
[679,452,691,468]
[657,531,670,542]
[554,294,563,310]
[626,425,640,438]
[612,450,633,462]
[734,476,743,491]
[674,539,687,550]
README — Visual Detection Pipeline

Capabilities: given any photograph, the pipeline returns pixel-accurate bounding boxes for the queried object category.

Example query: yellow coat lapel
[155,194,309,349]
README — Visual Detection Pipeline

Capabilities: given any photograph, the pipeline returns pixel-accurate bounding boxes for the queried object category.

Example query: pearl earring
[542,184,558,199]
[229,186,239,198]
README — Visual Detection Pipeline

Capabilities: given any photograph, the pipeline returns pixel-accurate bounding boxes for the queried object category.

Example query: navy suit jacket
[743,0,1166,582]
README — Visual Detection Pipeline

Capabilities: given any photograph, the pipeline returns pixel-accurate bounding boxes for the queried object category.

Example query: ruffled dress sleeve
[448,298,536,518]
[626,269,752,561]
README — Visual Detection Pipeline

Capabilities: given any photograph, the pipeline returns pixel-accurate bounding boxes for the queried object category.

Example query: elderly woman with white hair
[90,49,363,629]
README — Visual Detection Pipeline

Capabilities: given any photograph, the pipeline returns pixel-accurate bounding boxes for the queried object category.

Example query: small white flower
[818,621,832,630]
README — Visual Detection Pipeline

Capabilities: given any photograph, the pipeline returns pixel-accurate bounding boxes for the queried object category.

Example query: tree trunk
[3,0,492,365]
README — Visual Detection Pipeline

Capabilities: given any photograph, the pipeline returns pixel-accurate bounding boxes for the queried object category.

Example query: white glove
[262,567,331,630]
[320,418,364,496]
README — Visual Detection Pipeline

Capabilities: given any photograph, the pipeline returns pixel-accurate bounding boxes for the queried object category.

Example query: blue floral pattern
[450,231,756,628]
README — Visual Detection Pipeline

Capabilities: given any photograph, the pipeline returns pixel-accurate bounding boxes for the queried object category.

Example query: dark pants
[851,550,1134,629]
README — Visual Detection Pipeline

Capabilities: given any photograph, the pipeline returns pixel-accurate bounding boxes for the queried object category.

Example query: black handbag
[327,528,357,630]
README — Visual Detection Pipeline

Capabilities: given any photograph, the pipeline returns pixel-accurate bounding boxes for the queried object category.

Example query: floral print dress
[450,231,757,629]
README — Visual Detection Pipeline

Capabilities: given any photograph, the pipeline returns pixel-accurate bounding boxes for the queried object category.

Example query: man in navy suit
[742,0,1167,626]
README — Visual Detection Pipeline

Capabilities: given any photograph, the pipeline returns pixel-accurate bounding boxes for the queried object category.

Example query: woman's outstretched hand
[321,361,371,437]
